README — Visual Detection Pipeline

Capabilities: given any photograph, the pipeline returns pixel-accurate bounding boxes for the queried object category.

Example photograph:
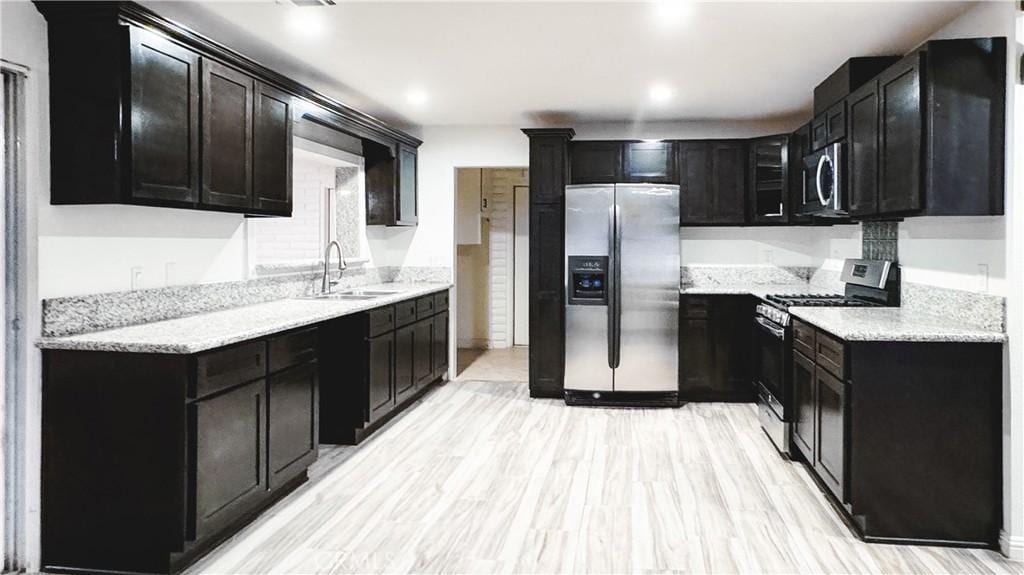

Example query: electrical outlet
[761,249,774,264]
[977,263,990,292]
[130,267,143,291]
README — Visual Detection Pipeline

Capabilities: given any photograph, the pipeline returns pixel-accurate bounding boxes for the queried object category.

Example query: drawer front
[368,306,395,338]
[195,340,267,398]
[680,296,710,319]
[394,300,417,328]
[416,295,435,319]
[268,327,318,374]
[792,319,816,359]
[433,290,449,313]
[816,330,846,380]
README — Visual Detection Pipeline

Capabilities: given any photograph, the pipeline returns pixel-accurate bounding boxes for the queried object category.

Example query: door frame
[512,185,529,346]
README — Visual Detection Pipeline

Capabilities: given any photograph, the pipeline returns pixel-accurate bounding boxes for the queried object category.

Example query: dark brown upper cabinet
[201,60,253,210]
[825,100,846,145]
[569,141,622,184]
[748,135,789,224]
[129,26,202,207]
[810,113,828,151]
[251,83,294,216]
[35,1,420,217]
[854,38,1005,218]
[788,123,814,225]
[678,140,747,226]
[813,56,901,115]
[623,141,675,183]
[365,140,420,227]
[846,80,880,217]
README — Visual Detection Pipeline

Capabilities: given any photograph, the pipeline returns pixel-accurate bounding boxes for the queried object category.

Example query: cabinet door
[201,60,253,209]
[749,135,788,223]
[268,362,318,489]
[433,310,449,380]
[413,318,434,387]
[252,82,293,215]
[815,366,847,502]
[711,297,754,399]
[679,318,713,395]
[528,136,568,204]
[678,142,711,224]
[395,143,418,225]
[810,112,828,151]
[710,141,747,224]
[878,53,922,214]
[788,123,813,224]
[825,100,846,144]
[128,27,200,205]
[623,141,674,183]
[792,350,816,460]
[193,379,267,540]
[394,324,416,404]
[570,141,622,184]
[846,80,880,217]
[367,334,394,422]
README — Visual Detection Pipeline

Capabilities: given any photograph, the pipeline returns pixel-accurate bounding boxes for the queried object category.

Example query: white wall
[681,225,861,267]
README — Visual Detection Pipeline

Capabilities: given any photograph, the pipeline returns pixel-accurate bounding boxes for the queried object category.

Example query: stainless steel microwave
[800,143,845,217]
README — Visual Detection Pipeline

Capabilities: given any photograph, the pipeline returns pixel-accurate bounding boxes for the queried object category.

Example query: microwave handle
[815,154,830,207]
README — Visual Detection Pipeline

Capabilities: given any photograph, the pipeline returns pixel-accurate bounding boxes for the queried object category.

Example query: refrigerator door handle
[607,205,616,369]
[610,204,622,369]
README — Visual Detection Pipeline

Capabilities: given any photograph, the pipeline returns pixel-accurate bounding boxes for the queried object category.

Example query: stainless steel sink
[295,293,380,301]
[343,290,401,296]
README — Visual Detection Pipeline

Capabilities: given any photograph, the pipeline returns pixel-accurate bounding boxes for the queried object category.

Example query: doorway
[453,168,529,378]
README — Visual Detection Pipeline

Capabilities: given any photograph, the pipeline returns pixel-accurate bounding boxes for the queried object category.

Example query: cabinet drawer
[395,300,417,328]
[680,296,710,319]
[433,290,449,313]
[792,319,816,359]
[816,330,846,380]
[368,306,395,338]
[268,327,318,374]
[195,340,267,398]
[416,295,435,319]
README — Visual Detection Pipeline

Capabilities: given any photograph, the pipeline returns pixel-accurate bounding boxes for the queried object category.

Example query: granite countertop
[789,307,1006,343]
[680,283,841,300]
[36,283,452,354]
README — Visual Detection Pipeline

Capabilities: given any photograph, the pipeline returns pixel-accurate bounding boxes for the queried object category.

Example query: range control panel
[567,256,608,306]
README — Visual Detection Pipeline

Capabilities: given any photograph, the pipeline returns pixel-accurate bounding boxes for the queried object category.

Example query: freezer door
[614,184,680,392]
[564,185,614,392]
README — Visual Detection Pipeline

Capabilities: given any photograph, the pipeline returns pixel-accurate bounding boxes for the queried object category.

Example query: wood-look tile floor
[187,350,1022,575]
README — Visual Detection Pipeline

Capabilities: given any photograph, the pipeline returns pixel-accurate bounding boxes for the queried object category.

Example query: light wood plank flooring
[187,351,1021,574]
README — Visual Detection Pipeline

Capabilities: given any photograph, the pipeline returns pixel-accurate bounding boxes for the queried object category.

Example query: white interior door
[513,186,529,346]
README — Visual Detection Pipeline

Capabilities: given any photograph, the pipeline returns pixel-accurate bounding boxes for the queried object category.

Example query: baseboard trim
[1000,530,1024,561]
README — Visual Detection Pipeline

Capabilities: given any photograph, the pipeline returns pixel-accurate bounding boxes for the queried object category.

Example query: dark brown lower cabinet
[193,379,267,540]
[814,365,847,502]
[678,295,755,401]
[367,333,395,422]
[414,318,434,387]
[791,349,816,459]
[268,361,319,489]
[319,289,450,445]
[791,320,1001,548]
[42,328,320,575]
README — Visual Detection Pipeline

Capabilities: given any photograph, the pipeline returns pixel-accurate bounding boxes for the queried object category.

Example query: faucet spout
[321,240,346,294]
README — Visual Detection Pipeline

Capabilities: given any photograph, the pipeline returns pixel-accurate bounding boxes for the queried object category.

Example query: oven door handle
[755,316,786,340]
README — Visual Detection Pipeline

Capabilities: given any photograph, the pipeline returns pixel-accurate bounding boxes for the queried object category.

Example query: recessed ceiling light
[649,83,673,104]
[652,0,694,28]
[286,8,326,38]
[406,88,429,106]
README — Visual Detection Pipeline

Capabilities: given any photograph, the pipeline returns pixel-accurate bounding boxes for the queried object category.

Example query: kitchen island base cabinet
[790,319,1002,549]
[41,328,320,575]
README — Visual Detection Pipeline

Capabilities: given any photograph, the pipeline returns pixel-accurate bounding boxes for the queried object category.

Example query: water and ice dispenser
[567,256,608,305]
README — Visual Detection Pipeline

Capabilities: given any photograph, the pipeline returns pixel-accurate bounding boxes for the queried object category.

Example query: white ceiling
[144,1,975,130]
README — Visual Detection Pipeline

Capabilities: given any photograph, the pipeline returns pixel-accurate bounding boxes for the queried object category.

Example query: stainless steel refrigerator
[564,183,680,406]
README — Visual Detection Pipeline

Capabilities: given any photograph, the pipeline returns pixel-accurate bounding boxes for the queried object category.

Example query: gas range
[765,293,882,309]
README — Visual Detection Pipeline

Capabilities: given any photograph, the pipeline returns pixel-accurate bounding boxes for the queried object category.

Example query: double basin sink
[296,289,402,302]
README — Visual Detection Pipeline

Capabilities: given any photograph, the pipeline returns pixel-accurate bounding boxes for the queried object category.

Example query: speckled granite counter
[789,307,1006,343]
[680,283,841,300]
[36,283,451,354]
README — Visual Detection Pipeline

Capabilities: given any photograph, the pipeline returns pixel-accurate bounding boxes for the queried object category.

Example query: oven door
[753,316,786,418]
